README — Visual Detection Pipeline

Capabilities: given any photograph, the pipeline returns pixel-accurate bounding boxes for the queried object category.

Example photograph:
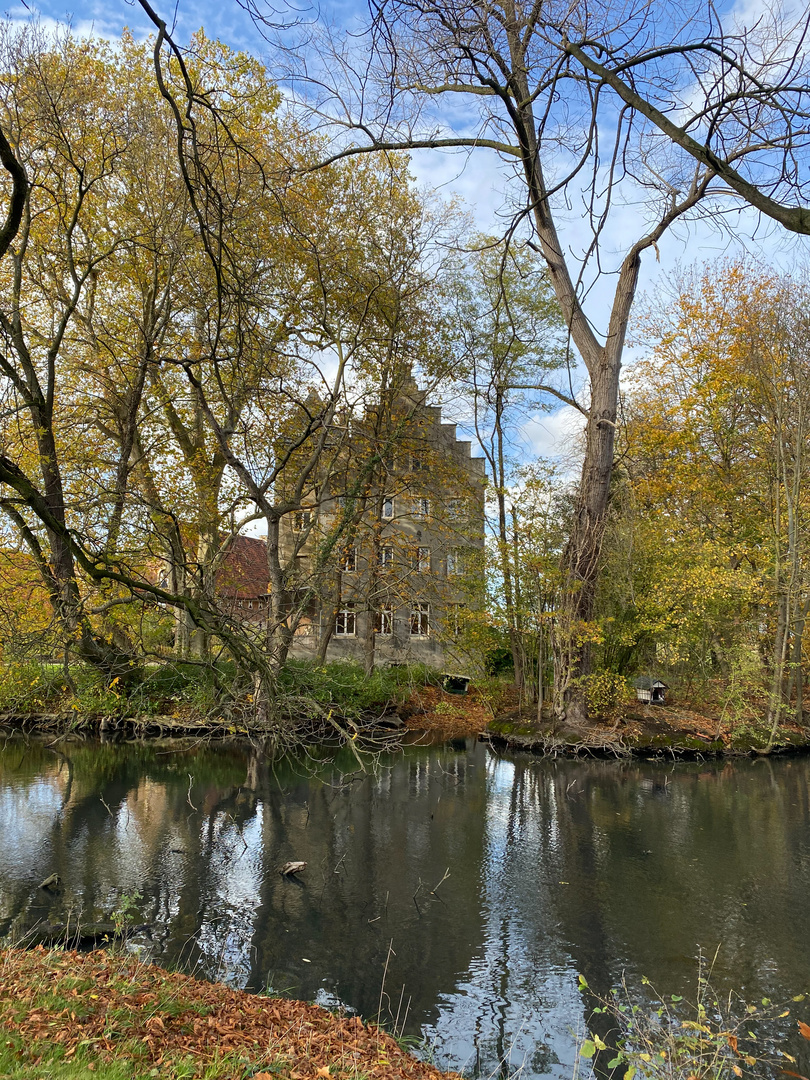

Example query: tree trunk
[551,346,623,724]
[266,514,293,671]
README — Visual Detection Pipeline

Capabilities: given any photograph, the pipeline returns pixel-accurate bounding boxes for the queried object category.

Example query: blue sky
[13,0,810,462]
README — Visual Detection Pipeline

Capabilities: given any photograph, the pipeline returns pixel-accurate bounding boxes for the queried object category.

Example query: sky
[11,0,810,467]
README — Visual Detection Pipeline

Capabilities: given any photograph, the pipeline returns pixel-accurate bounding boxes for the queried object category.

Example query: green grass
[0,948,446,1080]
[0,657,436,730]
[0,1036,271,1079]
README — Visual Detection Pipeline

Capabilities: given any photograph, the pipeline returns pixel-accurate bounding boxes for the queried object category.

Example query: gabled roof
[633,676,668,690]
[216,535,268,599]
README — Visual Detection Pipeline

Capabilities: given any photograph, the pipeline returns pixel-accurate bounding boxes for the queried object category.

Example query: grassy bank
[0,948,456,1080]
[0,659,436,740]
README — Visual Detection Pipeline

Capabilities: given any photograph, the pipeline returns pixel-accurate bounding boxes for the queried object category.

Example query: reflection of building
[281,373,486,672]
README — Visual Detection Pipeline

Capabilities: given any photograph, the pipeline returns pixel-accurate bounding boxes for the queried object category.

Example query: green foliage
[609,260,810,723]
[484,641,515,677]
[126,662,234,717]
[279,660,435,718]
[112,891,143,943]
[576,670,633,716]
[0,663,67,712]
[716,647,771,747]
[579,960,805,1080]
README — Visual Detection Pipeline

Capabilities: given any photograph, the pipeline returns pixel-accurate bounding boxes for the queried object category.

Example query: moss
[487,718,540,739]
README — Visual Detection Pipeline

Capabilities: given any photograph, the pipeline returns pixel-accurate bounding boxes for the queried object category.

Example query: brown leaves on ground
[0,948,459,1080]
[402,685,491,739]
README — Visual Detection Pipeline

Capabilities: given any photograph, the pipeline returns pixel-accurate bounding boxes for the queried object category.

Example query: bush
[0,662,67,711]
[579,959,806,1080]
[279,659,435,719]
[577,670,633,716]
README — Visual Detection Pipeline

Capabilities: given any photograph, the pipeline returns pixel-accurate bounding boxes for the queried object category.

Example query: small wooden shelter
[633,676,668,705]
[442,673,471,695]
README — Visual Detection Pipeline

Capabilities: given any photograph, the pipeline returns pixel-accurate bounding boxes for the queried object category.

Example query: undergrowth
[0,658,436,733]
[579,954,810,1080]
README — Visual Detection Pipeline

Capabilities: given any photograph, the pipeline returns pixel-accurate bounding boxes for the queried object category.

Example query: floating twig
[431,867,450,895]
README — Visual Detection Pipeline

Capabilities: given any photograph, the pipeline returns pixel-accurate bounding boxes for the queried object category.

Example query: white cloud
[521,406,585,472]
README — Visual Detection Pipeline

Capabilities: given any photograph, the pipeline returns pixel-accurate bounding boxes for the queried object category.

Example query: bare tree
[450,236,565,697]
[242,0,810,721]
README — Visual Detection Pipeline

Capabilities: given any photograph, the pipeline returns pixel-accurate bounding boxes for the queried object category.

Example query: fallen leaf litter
[0,948,460,1080]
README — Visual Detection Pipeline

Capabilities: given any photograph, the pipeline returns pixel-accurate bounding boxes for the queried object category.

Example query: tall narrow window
[415,546,431,572]
[342,547,358,572]
[382,495,394,519]
[410,602,430,637]
[449,603,465,639]
[380,544,395,569]
[446,548,460,576]
[293,509,313,532]
[413,497,430,518]
[335,604,356,636]
[375,604,393,636]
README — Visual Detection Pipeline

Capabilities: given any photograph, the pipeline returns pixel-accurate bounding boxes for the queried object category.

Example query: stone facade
[280,374,486,673]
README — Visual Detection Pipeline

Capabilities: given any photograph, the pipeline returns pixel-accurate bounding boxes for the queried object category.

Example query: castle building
[279,373,486,673]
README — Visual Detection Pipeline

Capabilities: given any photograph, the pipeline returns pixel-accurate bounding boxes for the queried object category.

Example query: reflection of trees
[0,739,250,945]
[242,744,488,1026]
[2,738,489,1032]
[552,759,810,997]
[422,754,591,1078]
[4,739,810,1080]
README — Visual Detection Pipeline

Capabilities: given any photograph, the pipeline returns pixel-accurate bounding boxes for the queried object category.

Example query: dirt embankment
[399,685,810,757]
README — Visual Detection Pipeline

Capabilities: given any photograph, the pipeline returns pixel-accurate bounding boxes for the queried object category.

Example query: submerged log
[15,920,151,949]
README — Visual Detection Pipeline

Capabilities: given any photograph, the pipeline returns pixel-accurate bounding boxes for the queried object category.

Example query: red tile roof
[216,535,268,599]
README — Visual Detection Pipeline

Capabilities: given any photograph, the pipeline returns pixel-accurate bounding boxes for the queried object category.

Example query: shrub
[577,670,633,716]
[579,958,806,1080]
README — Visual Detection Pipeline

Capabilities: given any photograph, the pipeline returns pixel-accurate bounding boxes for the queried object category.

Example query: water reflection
[2,735,809,1079]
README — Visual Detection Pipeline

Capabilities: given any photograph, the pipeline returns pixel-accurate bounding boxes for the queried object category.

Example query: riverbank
[483,704,810,757]
[2,671,808,757]
[400,685,810,757]
[0,947,457,1080]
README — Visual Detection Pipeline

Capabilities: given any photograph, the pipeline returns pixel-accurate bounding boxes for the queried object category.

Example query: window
[375,604,393,636]
[446,548,461,576]
[410,602,430,637]
[380,544,395,569]
[413,497,430,518]
[414,546,430,572]
[293,509,313,532]
[335,604,356,636]
[342,547,358,572]
[411,453,427,472]
[447,497,465,520]
[382,495,394,519]
[448,603,465,640]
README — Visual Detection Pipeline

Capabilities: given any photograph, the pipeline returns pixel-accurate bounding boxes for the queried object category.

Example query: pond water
[1,734,809,1078]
